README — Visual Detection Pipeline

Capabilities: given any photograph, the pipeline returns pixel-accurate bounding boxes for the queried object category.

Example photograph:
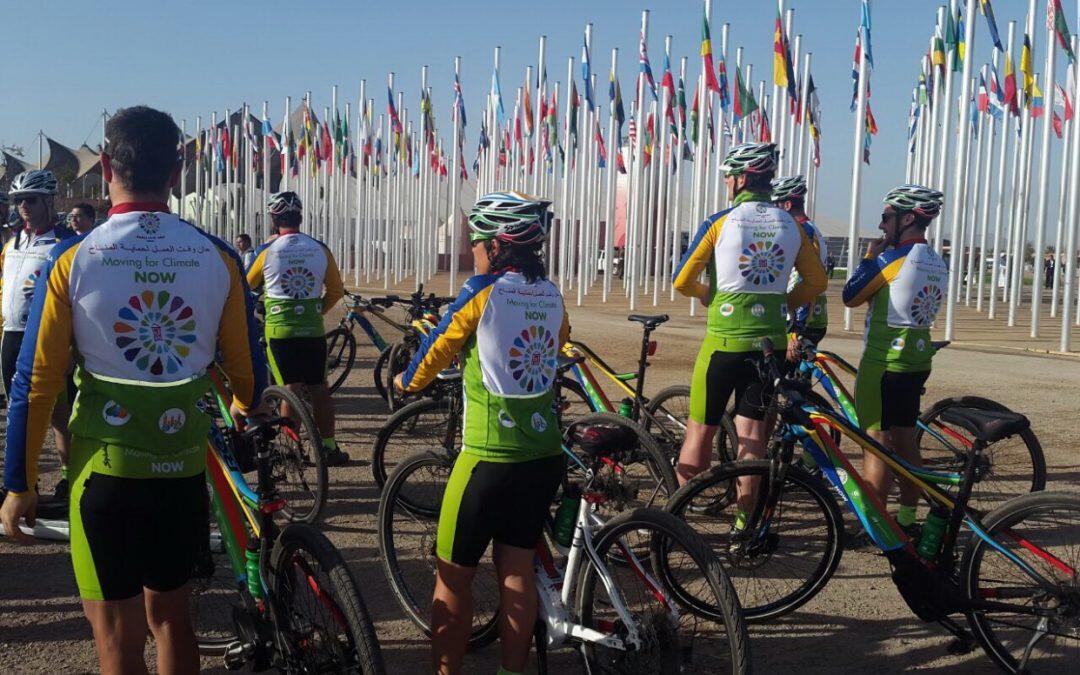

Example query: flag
[773,6,790,90]
[717,56,731,110]
[1032,79,1045,118]
[933,28,947,72]
[677,75,688,133]
[523,84,534,137]
[980,0,1004,52]
[809,114,821,166]
[569,79,580,152]
[1004,49,1020,115]
[595,116,607,168]
[702,11,721,94]
[733,65,758,122]
[1021,33,1034,101]
[866,101,879,135]
[262,118,279,152]
[989,61,1006,116]
[970,92,980,138]
[491,65,506,125]
[453,72,467,130]
[546,89,559,161]
[1051,0,1076,63]
[639,28,657,101]
[955,7,966,72]
[760,107,772,143]
[661,51,677,130]
[1053,110,1064,138]
[851,31,863,111]
[1056,78,1075,121]
[919,71,929,106]
[860,0,874,67]
[582,32,594,109]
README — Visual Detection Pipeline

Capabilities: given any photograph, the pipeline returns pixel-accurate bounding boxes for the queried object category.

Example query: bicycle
[561,314,738,467]
[667,339,1080,672]
[190,371,384,673]
[377,419,752,673]
[791,340,1045,509]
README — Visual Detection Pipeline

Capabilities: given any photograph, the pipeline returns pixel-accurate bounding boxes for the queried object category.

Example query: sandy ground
[2,279,1078,674]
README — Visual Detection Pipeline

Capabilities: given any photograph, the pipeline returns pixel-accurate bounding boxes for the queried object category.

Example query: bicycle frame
[563,333,658,419]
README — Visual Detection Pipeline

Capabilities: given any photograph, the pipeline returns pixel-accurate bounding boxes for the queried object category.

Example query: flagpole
[977,60,1000,312]
[653,35,674,306]
[1008,0,1039,326]
[628,10,651,311]
[1051,72,1073,317]
[716,23,730,211]
[944,0,977,341]
[966,96,987,305]
[689,1,712,316]
[179,119,187,220]
[796,52,812,175]
[845,7,871,332]
[784,33,801,173]
[933,0,959,253]
[602,48,618,303]
[560,56,575,292]
[1030,0,1058,335]
[1060,33,1080,350]
[671,56,688,301]
[194,116,203,225]
[771,0,785,166]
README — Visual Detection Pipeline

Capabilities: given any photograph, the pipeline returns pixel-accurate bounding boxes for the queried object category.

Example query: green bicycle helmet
[468,191,552,244]
[720,142,778,176]
[771,175,808,202]
[883,184,944,219]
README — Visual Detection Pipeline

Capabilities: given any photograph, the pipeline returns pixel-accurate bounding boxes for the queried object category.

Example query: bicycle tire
[916,396,1045,510]
[260,385,328,524]
[575,507,752,674]
[960,491,1080,673]
[192,495,243,655]
[376,451,500,649]
[665,459,844,621]
[326,327,357,394]
[373,345,392,402]
[645,385,737,466]
[566,412,679,512]
[557,376,598,425]
[386,340,422,412]
[269,523,386,674]
[371,397,458,494]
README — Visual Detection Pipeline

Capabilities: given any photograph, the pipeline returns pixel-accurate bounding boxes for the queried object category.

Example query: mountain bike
[667,339,1080,672]
[377,420,752,673]
[190,372,384,673]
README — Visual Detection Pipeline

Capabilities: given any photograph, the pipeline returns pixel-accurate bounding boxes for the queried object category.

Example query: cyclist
[772,175,829,355]
[246,191,348,465]
[672,143,827,492]
[1,169,74,501]
[1,106,264,674]
[842,184,949,532]
[394,191,569,675]
[0,191,10,248]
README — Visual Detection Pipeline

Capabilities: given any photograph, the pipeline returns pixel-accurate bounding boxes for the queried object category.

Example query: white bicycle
[378,418,752,674]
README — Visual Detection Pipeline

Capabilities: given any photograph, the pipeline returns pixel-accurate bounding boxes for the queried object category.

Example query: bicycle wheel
[371,397,458,494]
[565,412,679,513]
[557,376,597,426]
[260,385,328,524]
[372,345,392,402]
[665,459,844,621]
[645,385,737,466]
[268,523,385,674]
[916,396,1045,510]
[961,492,1080,673]
[575,507,752,674]
[192,494,242,655]
[376,451,500,648]
[325,327,357,394]
[386,340,422,411]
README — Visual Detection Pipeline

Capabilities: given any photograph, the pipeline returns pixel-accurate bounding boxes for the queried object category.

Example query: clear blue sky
[0,0,1069,233]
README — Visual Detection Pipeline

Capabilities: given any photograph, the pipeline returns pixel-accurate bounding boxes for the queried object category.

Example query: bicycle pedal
[223,641,250,670]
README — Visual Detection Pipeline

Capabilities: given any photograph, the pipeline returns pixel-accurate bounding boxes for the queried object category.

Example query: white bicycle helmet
[771,175,808,202]
[268,191,303,216]
[468,191,552,245]
[10,169,58,197]
[720,143,777,176]
[883,184,944,219]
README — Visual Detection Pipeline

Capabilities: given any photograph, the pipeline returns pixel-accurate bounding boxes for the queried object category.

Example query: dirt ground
[2,279,1078,674]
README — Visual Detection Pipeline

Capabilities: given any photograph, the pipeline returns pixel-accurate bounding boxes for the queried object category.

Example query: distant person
[235,232,255,269]
[826,256,836,278]
[1044,255,1055,289]
[69,202,97,235]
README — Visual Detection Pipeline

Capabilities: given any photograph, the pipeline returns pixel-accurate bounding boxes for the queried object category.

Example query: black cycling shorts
[2,330,24,397]
[690,345,774,424]
[72,472,209,600]
[854,362,931,431]
[436,453,565,567]
[266,336,328,386]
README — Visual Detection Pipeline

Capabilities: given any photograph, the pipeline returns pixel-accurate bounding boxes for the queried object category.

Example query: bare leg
[676,420,718,485]
[863,429,894,504]
[890,426,921,509]
[492,543,538,673]
[306,383,335,440]
[51,400,71,467]
[82,596,150,675]
[733,415,768,516]
[431,558,477,675]
[145,585,199,675]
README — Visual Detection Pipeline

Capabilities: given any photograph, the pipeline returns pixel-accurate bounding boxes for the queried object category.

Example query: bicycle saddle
[937,407,1030,445]
[435,368,461,381]
[568,422,639,460]
[627,314,670,328]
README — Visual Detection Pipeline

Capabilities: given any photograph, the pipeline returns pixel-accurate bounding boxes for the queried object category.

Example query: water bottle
[246,540,263,600]
[553,487,582,547]
[617,398,634,417]
[916,505,950,560]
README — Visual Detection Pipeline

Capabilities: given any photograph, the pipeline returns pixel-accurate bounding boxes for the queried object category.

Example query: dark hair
[236,233,252,245]
[105,106,180,193]
[485,240,547,282]
[272,212,302,229]
[743,172,775,194]
[72,202,96,220]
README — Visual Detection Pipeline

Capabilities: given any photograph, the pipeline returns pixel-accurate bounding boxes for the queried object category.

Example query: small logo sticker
[158,408,186,434]
[102,401,131,426]
[750,303,765,318]
[498,410,516,428]
[531,412,548,432]
[891,337,906,351]
[719,303,735,317]
[137,212,161,236]
[294,305,305,314]
[270,305,283,315]
[916,339,926,352]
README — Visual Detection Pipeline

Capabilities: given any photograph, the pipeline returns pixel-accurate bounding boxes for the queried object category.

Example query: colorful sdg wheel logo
[508,325,557,393]
[738,240,785,285]
[911,284,943,326]
[113,290,197,376]
[280,266,316,299]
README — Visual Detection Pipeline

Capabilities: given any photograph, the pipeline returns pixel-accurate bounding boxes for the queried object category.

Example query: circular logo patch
[891,337,906,351]
[719,303,735,317]
[531,412,548,432]
[114,290,197,376]
[270,305,283,315]
[738,240,787,285]
[102,400,131,426]
[750,303,766,318]
[280,266,316,299]
[508,325,557,393]
[138,212,161,236]
[293,305,306,314]
[814,304,824,315]
[498,410,516,428]
[916,339,926,352]
[911,285,943,326]
[158,408,186,434]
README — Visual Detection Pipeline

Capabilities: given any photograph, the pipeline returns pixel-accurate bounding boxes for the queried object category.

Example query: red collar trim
[108,202,171,216]
[899,237,927,247]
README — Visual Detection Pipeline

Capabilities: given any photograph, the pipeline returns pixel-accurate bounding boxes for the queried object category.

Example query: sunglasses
[13,196,40,206]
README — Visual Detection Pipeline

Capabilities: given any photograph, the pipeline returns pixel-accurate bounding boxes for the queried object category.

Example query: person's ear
[101,152,113,184]
[168,155,182,188]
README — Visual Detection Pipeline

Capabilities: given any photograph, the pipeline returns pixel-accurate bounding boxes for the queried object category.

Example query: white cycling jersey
[1,226,71,331]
